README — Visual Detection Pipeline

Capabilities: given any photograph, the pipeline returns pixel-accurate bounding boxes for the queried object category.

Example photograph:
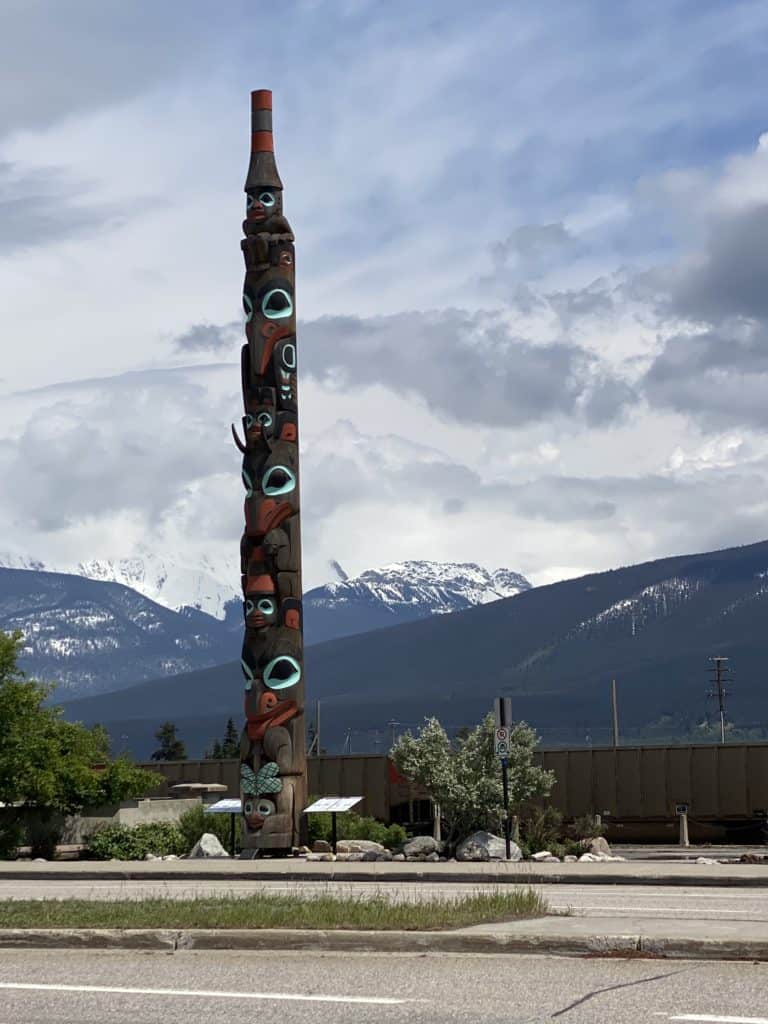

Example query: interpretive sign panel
[303,797,362,814]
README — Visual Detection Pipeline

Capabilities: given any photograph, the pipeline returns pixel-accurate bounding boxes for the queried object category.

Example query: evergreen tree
[204,719,240,760]
[150,721,186,761]
[221,718,240,758]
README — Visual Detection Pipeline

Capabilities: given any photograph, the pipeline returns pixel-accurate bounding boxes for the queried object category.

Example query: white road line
[548,909,765,917]
[667,1016,768,1023]
[0,982,409,1005]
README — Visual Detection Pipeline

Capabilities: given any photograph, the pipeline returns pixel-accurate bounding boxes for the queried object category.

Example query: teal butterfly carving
[241,761,283,796]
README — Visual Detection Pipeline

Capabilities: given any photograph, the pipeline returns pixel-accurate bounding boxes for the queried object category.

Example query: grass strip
[0,888,547,931]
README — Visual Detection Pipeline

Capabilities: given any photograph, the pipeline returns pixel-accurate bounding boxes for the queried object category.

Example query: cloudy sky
[1,0,768,590]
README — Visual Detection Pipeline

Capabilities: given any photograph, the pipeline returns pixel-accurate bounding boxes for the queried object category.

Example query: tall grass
[0,887,546,931]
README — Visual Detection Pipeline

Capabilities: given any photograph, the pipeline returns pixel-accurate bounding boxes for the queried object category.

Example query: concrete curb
[1,927,766,961]
[1,867,767,887]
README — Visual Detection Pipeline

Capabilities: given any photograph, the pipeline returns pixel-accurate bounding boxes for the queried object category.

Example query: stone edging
[0,927,766,962]
[0,867,766,886]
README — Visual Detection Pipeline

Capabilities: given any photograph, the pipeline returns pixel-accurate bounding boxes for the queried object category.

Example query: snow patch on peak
[72,553,240,620]
[0,550,240,621]
[573,576,706,639]
[312,560,531,616]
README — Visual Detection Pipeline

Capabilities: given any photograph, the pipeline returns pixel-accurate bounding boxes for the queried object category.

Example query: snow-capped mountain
[0,551,239,620]
[302,560,531,645]
[74,554,240,621]
[0,554,531,696]
[64,539,768,758]
[0,566,234,697]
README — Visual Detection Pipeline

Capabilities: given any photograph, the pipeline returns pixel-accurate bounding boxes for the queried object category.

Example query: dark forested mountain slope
[61,539,768,756]
[0,568,233,696]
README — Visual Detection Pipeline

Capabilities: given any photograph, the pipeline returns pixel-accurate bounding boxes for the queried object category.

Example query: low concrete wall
[60,797,203,844]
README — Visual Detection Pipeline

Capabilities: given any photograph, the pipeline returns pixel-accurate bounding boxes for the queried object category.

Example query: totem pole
[235,89,306,854]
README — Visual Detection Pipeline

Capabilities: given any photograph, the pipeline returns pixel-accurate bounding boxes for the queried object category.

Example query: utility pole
[307,700,321,756]
[611,679,620,749]
[708,656,731,744]
[493,697,513,860]
[343,730,352,755]
[373,730,381,754]
[387,719,400,750]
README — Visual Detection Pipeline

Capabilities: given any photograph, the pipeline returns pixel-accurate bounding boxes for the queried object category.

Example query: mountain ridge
[60,537,768,758]
[0,558,531,696]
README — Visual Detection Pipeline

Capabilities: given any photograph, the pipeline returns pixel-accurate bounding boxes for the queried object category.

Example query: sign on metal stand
[205,798,243,857]
[493,697,513,860]
[303,796,363,854]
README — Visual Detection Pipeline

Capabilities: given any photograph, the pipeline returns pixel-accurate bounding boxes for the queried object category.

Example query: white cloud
[2,0,768,594]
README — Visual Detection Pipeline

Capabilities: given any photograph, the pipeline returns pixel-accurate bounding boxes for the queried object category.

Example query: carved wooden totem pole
[235,89,306,854]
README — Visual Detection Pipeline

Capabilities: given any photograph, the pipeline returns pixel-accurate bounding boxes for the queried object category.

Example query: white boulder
[188,833,230,859]
[403,836,439,858]
[456,831,521,862]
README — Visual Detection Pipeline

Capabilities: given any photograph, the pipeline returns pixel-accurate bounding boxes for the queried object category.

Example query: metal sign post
[205,798,244,857]
[494,697,513,860]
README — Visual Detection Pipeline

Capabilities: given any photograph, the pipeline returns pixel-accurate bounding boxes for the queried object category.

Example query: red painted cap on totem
[246,88,283,190]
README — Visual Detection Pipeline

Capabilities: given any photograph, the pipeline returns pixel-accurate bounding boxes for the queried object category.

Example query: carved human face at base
[243,795,276,831]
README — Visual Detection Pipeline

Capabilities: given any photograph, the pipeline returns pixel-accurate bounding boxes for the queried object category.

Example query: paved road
[1,878,766,922]
[0,949,765,1023]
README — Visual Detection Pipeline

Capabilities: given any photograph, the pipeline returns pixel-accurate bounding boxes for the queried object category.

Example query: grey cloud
[0,1,217,137]
[174,322,241,353]
[491,222,573,269]
[546,278,616,329]
[0,162,117,253]
[673,205,768,323]
[644,322,768,427]
[300,310,636,428]
[1,368,238,531]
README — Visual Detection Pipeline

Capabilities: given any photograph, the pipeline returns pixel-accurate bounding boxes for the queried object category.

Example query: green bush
[519,806,563,854]
[177,804,241,855]
[306,808,406,850]
[569,813,605,841]
[85,822,187,860]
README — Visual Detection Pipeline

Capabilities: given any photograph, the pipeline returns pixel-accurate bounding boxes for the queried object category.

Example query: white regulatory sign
[495,727,510,757]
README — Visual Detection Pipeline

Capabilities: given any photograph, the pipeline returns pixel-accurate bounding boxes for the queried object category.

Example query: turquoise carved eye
[259,192,275,207]
[261,288,293,320]
[243,293,253,323]
[242,468,254,497]
[281,343,296,370]
[257,412,273,428]
[262,465,296,497]
[258,598,276,615]
[263,655,301,691]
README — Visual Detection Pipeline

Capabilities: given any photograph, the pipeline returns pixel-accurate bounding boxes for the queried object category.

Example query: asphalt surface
[0,949,765,1023]
[1,878,766,922]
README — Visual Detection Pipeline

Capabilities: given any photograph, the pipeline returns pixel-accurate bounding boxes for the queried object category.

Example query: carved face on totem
[244,573,278,631]
[241,612,302,693]
[243,795,277,830]
[246,187,283,226]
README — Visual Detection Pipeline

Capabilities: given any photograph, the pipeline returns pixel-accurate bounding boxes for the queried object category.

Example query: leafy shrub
[86,822,187,860]
[569,813,605,841]
[177,804,241,855]
[306,808,406,851]
[519,806,563,854]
